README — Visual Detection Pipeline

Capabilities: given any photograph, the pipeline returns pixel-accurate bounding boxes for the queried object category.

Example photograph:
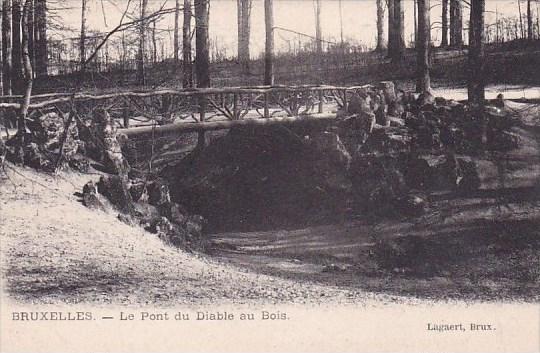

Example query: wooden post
[318,90,323,113]
[342,89,348,111]
[264,92,269,118]
[264,0,274,85]
[197,94,206,148]
[123,102,130,128]
[233,93,239,120]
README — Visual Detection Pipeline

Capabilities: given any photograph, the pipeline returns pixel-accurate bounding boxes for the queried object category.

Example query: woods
[0,0,540,328]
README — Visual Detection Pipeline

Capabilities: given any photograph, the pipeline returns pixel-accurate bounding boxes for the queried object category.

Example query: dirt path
[207,101,540,301]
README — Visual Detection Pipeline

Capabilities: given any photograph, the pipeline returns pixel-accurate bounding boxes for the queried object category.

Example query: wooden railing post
[318,90,323,113]
[264,92,270,118]
[342,89,348,111]
[233,93,239,120]
[123,101,130,128]
[197,94,206,149]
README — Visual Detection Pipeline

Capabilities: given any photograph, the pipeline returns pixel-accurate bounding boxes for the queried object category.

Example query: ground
[0,100,539,305]
[0,167,394,306]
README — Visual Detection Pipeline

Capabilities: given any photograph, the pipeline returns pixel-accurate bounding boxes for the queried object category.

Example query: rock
[404,155,433,189]
[440,124,465,150]
[338,113,375,149]
[456,158,481,193]
[27,112,80,161]
[347,93,371,115]
[151,216,176,243]
[311,131,352,169]
[362,127,412,155]
[97,175,135,214]
[129,179,147,202]
[494,93,505,108]
[6,111,81,170]
[416,91,435,107]
[82,181,105,211]
[375,105,389,126]
[162,125,352,231]
[185,214,206,239]
[433,153,460,189]
[434,96,447,106]
[376,81,397,105]
[68,154,90,173]
[147,179,171,206]
[87,108,130,175]
[396,192,428,216]
[350,154,408,215]
[490,130,520,151]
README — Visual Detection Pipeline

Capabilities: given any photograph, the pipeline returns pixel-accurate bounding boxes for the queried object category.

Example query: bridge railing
[0,84,375,130]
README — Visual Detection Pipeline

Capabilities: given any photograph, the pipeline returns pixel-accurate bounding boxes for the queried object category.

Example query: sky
[50,0,531,59]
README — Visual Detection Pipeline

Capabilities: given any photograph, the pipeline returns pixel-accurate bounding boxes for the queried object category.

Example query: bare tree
[137,0,148,86]
[17,0,33,163]
[416,0,430,93]
[237,0,252,71]
[183,0,192,87]
[527,0,533,40]
[391,0,405,63]
[450,0,463,47]
[264,0,274,85]
[152,19,157,64]
[376,0,385,51]
[441,0,448,47]
[2,0,13,94]
[314,0,322,53]
[194,0,209,88]
[12,0,23,94]
[80,0,87,72]
[517,0,525,39]
[174,0,180,62]
[468,0,485,106]
[34,0,47,77]
[388,0,395,56]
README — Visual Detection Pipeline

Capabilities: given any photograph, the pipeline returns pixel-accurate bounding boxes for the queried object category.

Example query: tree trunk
[80,0,87,72]
[182,0,192,87]
[315,0,322,53]
[387,0,395,57]
[174,0,180,62]
[34,0,46,77]
[468,0,485,107]
[450,0,463,47]
[527,0,532,40]
[137,0,148,86]
[194,0,209,88]
[413,0,417,47]
[391,0,404,63]
[441,0,448,47]
[264,0,274,85]
[237,0,252,71]
[416,0,430,93]
[376,0,385,51]
[2,0,13,95]
[194,0,209,149]
[12,0,23,94]
[152,20,157,64]
[27,0,34,77]
[18,0,33,164]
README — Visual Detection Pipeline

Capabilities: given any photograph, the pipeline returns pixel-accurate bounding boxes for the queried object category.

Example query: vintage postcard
[0,0,539,352]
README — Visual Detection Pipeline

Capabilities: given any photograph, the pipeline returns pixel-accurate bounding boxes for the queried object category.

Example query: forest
[0,0,539,306]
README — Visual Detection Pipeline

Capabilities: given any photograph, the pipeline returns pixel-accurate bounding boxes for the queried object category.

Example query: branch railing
[0,84,375,133]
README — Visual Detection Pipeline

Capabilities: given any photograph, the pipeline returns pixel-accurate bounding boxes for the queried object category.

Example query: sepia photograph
[0,0,539,351]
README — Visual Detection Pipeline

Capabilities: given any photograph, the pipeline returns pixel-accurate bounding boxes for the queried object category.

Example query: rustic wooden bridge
[0,84,383,138]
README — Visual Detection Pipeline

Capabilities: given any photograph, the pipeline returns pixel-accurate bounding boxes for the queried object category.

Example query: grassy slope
[0,167,393,306]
